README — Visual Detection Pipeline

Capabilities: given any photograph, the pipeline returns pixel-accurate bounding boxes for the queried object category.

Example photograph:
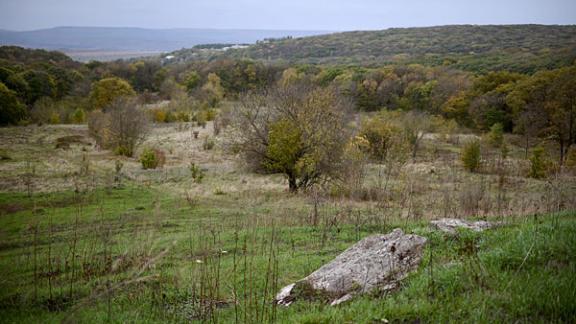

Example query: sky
[0,0,575,31]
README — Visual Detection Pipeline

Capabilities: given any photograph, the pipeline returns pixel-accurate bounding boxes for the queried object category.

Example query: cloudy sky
[1,0,575,31]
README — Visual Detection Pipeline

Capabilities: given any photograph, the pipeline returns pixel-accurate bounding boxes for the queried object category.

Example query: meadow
[0,120,574,323]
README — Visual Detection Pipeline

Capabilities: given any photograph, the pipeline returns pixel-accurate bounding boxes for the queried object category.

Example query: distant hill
[186,24,576,73]
[0,27,330,61]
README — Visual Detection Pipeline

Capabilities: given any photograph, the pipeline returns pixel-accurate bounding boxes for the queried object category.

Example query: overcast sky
[1,0,575,31]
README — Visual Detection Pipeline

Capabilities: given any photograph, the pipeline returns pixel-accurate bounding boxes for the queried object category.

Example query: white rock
[275,228,427,306]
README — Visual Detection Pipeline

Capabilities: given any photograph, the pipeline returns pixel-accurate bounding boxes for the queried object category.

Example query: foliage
[184,70,200,92]
[70,108,86,124]
[189,162,205,183]
[529,146,550,179]
[461,140,481,172]
[189,25,576,73]
[201,73,224,107]
[566,146,576,169]
[88,98,149,157]
[359,112,408,163]
[231,85,352,192]
[0,82,27,125]
[89,77,136,110]
[20,70,57,103]
[140,148,166,170]
[488,123,504,148]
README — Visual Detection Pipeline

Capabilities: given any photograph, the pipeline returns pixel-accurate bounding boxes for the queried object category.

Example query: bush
[140,148,166,170]
[189,162,204,183]
[529,146,549,179]
[488,123,504,147]
[176,111,190,122]
[152,109,166,123]
[49,112,61,124]
[358,113,410,174]
[206,108,218,121]
[461,140,481,172]
[195,110,207,128]
[70,108,86,124]
[202,136,215,150]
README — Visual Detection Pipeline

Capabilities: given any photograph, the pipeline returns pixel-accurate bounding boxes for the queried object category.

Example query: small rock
[275,228,427,306]
[430,218,498,234]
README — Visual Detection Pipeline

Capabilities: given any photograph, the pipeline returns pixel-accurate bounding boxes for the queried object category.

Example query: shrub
[189,162,204,183]
[152,109,166,123]
[176,111,190,122]
[488,123,504,148]
[461,140,481,172]
[70,108,86,124]
[196,110,207,128]
[529,146,549,179]
[359,113,409,166]
[164,111,177,123]
[202,136,215,150]
[206,108,218,121]
[566,146,576,169]
[140,148,166,170]
[49,112,61,124]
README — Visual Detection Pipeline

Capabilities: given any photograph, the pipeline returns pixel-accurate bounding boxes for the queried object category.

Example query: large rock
[430,218,497,234]
[275,229,427,306]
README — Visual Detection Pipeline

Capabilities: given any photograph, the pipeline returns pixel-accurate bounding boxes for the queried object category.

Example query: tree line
[1,46,575,164]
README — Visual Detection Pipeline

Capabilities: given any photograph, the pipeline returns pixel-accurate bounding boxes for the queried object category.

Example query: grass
[0,183,574,323]
[0,123,574,322]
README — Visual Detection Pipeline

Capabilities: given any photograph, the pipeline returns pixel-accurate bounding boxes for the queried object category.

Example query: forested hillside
[175,25,576,73]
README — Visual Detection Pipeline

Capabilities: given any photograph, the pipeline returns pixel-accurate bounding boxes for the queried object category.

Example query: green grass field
[1,184,574,323]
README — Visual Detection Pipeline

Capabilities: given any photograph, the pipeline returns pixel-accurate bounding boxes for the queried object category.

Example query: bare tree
[88,98,150,157]
[400,111,433,161]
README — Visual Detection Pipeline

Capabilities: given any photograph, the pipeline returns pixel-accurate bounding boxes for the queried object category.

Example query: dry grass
[1,123,575,220]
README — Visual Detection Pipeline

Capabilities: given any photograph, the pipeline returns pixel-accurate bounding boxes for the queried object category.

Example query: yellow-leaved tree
[89,77,136,110]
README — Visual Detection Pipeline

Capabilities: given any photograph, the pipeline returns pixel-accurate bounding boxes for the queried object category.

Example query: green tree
[89,77,136,110]
[20,70,56,104]
[0,67,29,99]
[184,70,201,92]
[0,82,27,125]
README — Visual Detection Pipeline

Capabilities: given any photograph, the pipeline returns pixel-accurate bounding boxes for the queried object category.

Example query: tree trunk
[560,139,565,165]
[288,174,298,193]
[524,136,529,159]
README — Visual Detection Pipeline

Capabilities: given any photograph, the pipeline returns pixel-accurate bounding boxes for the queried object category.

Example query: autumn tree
[467,71,525,131]
[89,77,136,110]
[184,70,200,93]
[88,98,149,157]
[230,85,352,192]
[201,73,224,107]
[507,66,576,164]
